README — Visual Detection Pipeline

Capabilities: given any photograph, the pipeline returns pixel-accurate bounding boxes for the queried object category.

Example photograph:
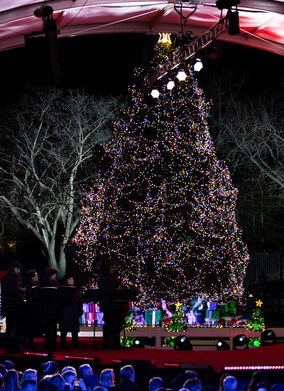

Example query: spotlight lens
[216,339,230,350]
[174,335,192,350]
[193,61,203,72]
[233,334,248,350]
[150,89,160,98]
[167,80,175,90]
[261,329,276,345]
[176,70,187,81]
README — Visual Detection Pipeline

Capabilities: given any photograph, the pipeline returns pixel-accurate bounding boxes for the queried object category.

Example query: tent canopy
[0,1,283,56]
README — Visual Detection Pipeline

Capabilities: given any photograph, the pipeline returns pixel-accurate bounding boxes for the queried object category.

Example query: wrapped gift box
[205,310,220,320]
[145,309,162,326]
[218,302,237,316]
[229,301,237,315]
[81,303,97,326]
[95,311,104,326]
[218,304,228,315]
[186,310,197,325]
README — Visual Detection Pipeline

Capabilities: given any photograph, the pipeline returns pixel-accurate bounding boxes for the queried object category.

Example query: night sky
[1,33,283,106]
[1,34,155,106]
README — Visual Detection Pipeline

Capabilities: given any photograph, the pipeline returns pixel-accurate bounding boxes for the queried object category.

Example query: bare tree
[0,88,122,277]
[203,63,284,186]
[215,95,284,185]
[202,68,284,250]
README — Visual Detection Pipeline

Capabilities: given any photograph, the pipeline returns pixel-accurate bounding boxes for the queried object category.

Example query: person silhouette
[97,260,128,349]
[1,261,25,353]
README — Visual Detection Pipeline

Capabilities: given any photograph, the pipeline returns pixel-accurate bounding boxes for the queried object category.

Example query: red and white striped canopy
[0,0,283,55]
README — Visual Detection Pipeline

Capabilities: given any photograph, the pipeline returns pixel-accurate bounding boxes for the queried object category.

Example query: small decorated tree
[163,302,185,347]
[245,299,266,347]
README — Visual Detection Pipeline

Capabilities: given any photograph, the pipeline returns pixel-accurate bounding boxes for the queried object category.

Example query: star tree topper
[175,301,182,311]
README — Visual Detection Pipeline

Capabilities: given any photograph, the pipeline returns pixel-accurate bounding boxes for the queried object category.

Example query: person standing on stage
[40,267,60,351]
[23,269,41,351]
[1,261,25,353]
[97,260,128,349]
[59,274,83,350]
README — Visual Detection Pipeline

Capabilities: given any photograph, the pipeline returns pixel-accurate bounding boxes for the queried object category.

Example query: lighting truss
[150,14,227,84]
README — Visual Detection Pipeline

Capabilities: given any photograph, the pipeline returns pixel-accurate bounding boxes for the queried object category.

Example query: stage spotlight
[216,339,230,351]
[34,5,54,18]
[174,335,192,351]
[166,80,175,90]
[176,70,187,81]
[133,338,144,348]
[193,58,203,72]
[233,334,249,350]
[216,0,240,10]
[150,89,160,98]
[228,9,240,35]
[261,329,277,346]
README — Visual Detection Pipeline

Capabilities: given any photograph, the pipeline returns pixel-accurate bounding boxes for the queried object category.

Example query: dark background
[2,33,283,104]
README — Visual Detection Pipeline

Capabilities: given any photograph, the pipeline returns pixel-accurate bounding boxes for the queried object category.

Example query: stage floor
[0,331,284,374]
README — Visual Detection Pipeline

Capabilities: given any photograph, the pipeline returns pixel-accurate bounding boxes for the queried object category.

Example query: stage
[0,328,283,373]
[1,330,284,391]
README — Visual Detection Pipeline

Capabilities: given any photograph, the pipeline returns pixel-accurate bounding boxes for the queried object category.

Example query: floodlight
[193,58,203,72]
[176,70,187,81]
[166,80,175,90]
[133,338,144,348]
[228,9,240,35]
[34,5,54,18]
[232,334,249,350]
[174,336,192,351]
[216,339,230,351]
[216,0,240,10]
[261,329,276,346]
[150,89,160,98]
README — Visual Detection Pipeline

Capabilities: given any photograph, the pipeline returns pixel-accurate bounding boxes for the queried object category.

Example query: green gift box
[145,309,162,325]
[205,310,220,319]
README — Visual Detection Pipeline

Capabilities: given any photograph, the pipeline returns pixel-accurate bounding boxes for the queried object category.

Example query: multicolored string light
[72,41,250,308]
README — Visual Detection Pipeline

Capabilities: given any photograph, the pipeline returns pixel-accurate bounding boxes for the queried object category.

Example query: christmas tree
[245,299,266,347]
[246,299,266,332]
[163,302,185,347]
[165,302,185,332]
[73,38,250,307]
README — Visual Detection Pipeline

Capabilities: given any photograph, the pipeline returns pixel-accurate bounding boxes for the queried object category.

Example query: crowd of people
[0,359,143,391]
[0,357,282,391]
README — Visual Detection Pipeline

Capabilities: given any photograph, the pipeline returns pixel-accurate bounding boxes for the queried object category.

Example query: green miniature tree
[246,299,266,347]
[164,302,185,347]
